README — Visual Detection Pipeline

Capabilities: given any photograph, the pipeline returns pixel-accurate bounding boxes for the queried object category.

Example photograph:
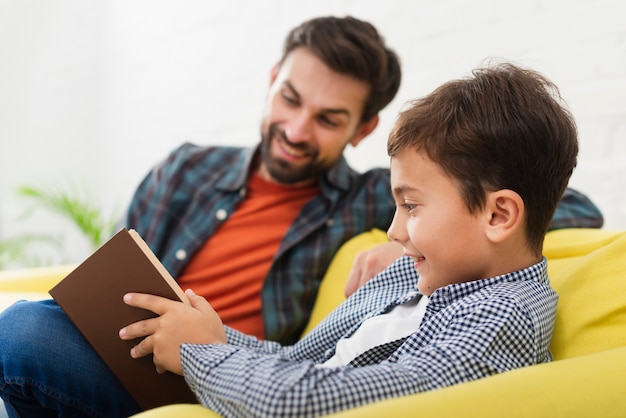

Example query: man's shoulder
[169,142,250,162]
[160,143,253,174]
[151,143,254,190]
[326,159,391,192]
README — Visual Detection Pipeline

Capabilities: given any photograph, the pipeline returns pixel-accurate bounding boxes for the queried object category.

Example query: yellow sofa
[1,228,625,417]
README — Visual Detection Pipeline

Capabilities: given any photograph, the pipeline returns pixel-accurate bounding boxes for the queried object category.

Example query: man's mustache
[269,125,315,154]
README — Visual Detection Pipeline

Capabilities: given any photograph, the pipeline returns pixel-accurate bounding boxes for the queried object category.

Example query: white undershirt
[319,296,429,368]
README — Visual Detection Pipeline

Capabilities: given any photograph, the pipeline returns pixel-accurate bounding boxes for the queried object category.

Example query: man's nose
[284,111,314,143]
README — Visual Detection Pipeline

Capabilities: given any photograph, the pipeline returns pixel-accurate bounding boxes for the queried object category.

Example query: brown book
[49,228,198,411]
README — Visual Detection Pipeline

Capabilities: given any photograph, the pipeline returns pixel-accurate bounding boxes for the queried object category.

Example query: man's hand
[119,289,226,375]
[344,241,403,297]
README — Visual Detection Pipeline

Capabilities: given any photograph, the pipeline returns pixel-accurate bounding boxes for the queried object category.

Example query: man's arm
[549,187,603,230]
[344,241,403,296]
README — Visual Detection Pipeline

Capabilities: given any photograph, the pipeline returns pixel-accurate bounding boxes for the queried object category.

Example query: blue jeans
[0,300,141,418]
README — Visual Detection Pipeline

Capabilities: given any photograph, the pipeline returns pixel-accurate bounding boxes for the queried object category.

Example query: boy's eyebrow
[284,81,351,117]
[392,184,419,198]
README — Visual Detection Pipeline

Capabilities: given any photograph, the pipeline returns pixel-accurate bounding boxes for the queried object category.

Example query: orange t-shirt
[177,172,319,339]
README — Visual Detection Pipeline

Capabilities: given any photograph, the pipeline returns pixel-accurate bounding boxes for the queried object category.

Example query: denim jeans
[0,300,141,418]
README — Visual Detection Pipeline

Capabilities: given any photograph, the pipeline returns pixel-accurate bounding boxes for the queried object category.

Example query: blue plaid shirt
[180,256,557,417]
[124,143,396,343]
[124,143,602,344]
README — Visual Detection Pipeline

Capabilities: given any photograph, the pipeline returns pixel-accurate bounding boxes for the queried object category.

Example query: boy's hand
[119,289,226,375]
[344,241,403,297]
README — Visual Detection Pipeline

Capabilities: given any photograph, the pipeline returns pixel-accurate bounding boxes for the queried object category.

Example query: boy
[119,62,573,417]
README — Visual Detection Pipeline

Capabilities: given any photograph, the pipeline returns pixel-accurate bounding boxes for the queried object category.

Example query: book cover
[49,228,198,410]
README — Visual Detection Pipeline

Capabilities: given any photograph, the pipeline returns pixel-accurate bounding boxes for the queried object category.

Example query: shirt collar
[215,144,354,193]
[214,147,256,192]
[427,257,549,309]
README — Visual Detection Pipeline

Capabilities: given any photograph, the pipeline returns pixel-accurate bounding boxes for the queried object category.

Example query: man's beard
[259,124,330,184]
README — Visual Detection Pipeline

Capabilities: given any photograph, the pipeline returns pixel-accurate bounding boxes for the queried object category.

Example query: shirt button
[239,188,246,197]
[216,209,228,220]
[175,249,187,261]
[326,218,334,226]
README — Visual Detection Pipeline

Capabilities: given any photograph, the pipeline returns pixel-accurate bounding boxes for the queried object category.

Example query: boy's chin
[416,279,433,297]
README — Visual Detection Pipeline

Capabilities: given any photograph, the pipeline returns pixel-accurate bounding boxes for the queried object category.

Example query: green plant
[0,234,61,268]
[0,183,120,269]
[17,185,118,249]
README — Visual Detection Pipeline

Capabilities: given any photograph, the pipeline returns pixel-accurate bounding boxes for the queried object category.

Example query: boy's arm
[549,187,603,230]
[178,283,555,417]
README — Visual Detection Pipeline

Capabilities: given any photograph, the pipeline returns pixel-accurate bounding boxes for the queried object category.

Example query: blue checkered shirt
[124,143,601,345]
[180,256,557,417]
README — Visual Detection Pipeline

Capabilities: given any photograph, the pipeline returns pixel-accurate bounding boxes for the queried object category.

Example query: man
[0,16,602,418]
[121,15,404,344]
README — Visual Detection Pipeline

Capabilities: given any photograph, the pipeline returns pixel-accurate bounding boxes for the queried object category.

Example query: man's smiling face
[257,47,373,186]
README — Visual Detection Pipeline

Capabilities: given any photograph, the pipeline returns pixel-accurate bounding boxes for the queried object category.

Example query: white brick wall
[1,0,625,265]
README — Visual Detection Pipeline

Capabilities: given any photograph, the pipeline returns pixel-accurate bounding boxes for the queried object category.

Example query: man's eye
[282,94,298,105]
[318,115,339,127]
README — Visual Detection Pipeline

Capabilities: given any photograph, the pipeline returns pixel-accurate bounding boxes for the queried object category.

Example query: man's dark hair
[282,16,401,123]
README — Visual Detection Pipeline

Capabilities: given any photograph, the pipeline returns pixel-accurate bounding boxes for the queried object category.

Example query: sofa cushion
[543,228,626,360]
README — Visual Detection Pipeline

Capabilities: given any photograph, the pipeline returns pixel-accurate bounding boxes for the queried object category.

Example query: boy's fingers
[123,293,176,316]
[119,317,158,340]
[130,335,154,359]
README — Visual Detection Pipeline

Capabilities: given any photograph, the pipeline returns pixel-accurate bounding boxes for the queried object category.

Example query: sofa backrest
[543,228,626,360]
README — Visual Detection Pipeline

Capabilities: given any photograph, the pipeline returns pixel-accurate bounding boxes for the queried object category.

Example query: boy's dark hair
[281,16,401,123]
[387,62,578,255]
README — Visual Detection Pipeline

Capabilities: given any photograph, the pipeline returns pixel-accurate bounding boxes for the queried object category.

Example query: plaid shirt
[551,187,604,229]
[124,143,396,343]
[124,143,601,344]
[181,256,557,418]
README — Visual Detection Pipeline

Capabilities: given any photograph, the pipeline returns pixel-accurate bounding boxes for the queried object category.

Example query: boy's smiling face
[387,148,494,296]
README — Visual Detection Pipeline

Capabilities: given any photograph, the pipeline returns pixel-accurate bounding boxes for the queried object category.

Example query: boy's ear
[484,189,524,243]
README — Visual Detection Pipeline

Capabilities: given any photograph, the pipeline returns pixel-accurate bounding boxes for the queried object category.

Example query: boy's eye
[401,203,417,213]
